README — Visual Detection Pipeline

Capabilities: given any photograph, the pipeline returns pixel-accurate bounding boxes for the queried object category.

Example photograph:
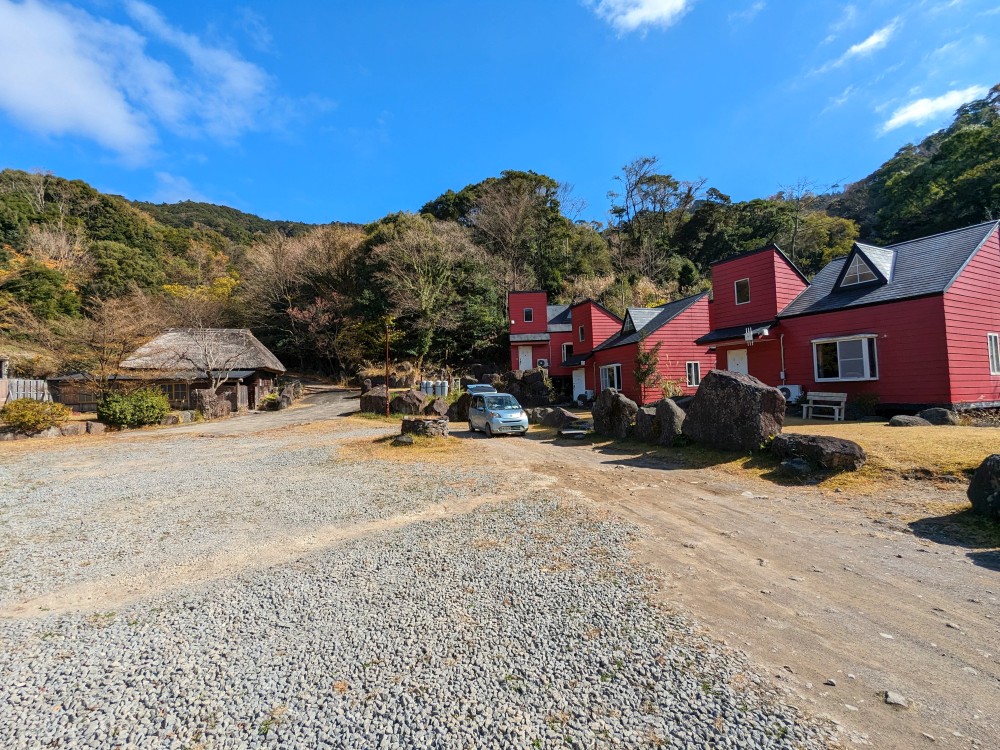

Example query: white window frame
[812,334,879,382]
[734,278,750,305]
[562,342,573,362]
[599,364,622,391]
[523,307,533,323]
[989,332,1000,375]
[579,325,585,342]
[686,361,701,387]
[841,255,878,287]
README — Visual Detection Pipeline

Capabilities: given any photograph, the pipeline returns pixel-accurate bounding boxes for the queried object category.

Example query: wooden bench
[802,391,847,421]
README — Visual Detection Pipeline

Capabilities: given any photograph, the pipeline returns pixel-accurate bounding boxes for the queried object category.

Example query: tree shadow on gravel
[908,509,1000,571]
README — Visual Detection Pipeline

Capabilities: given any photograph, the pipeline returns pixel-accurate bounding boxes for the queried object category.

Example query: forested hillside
[1,84,997,379]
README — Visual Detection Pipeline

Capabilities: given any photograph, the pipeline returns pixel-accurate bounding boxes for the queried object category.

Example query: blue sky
[0,0,997,226]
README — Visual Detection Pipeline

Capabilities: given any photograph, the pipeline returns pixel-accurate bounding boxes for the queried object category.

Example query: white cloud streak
[814,18,900,74]
[881,85,987,132]
[729,1,765,24]
[587,0,693,33]
[0,0,272,162]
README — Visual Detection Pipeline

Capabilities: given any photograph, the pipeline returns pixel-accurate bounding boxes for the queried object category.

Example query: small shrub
[259,393,280,411]
[661,379,685,399]
[0,399,70,433]
[97,388,170,428]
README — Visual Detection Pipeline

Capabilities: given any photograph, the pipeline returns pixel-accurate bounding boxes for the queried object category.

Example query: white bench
[802,391,847,421]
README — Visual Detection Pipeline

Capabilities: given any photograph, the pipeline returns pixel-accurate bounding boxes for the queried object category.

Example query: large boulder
[771,433,867,471]
[460,376,478,389]
[447,393,473,422]
[681,370,785,452]
[423,398,449,417]
[194,389,231,420]
[918,407,961,426]
[360,385,388,414]
[86,421,106,435]
[634,407,660,444]
[529,407,554,425]
[889,415,932,427]
[361,378,373,395]
[968,454,1000,521]
[541,407,579,429]
[656,399,686,446]
[59,422,86,437]
[592,388,639,440]
[390,389,428,415]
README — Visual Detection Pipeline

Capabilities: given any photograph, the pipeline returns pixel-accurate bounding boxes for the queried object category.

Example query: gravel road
[0,393,834,748]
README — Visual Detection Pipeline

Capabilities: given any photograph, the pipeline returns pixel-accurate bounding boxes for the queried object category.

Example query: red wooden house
[697,220,1000,409]
[508,291,715,405]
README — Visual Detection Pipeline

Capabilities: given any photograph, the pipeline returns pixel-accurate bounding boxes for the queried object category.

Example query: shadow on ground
[909,509,1000,572]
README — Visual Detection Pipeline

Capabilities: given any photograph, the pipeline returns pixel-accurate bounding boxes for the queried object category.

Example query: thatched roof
[121,328,285,375]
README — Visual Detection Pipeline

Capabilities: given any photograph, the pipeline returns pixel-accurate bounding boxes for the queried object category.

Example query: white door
[572,369,587,400]
[518,346,533,370]
[726,348,749,375]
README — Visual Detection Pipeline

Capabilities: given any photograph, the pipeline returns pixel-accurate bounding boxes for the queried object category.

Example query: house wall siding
[943,228,1000,406]
[773,253,809,311]
[761,297,951,405]
[709,251,780,329]
[508,292,548,337]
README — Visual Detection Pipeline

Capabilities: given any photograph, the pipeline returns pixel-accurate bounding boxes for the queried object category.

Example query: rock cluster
[498,368,552,408]
[682,370,784,452]
[592,388,638,439]
[389,389,428,416]
[194,389,232,420]
[400,416,449,438]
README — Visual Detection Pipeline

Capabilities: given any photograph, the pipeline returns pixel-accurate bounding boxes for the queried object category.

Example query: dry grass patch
[337,430,469,466]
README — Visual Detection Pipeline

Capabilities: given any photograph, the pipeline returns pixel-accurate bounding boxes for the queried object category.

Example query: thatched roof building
[121,328,285,378]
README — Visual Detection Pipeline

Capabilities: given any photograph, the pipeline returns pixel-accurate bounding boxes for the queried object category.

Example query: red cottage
[698,221,1000,409]
[508,292,714,405]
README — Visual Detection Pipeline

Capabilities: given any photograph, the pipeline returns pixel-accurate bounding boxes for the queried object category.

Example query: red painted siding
[571,301,622,356]
[715,338,783,386]
[548,330,574,377]
[508,292,548,337]
[708,248,807,330]
[758,298,951,405]
[943,228,1000,406]
[590,298,714,405]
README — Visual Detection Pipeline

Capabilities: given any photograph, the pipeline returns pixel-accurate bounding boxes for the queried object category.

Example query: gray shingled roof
[854,243,896,281]
[121,328,286,374]
[695,321,776,345]
[547,305,571,325]
[779,221,999,318]
[594,292,708,352]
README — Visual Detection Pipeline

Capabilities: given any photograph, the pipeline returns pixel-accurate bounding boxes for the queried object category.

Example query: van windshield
[485,395,520,411]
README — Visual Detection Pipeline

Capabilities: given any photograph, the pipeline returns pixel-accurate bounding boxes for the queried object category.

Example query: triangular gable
[834,244,890,290]
[621,311,636,335]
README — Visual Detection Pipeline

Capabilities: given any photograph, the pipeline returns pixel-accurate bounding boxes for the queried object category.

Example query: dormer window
[734,278,750,305]
[622,314,635,334]
[523,308,533,323]
[841,255,878,287]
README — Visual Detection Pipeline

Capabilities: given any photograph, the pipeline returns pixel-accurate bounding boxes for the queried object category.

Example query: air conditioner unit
[778,385,803,401]
[536,358,549,368]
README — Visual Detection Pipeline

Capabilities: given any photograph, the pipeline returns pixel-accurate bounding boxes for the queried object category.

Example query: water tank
[421,380,431,395]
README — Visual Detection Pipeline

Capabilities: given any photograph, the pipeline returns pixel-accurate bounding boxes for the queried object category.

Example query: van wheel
[468,420,475,433]
[484,423,493,438]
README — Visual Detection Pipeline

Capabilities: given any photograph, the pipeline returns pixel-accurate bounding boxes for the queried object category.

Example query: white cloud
[814,18,900,74]
[729,1,765,24]
[880,85,987,132]
[0,0,273,162]
[822,85,856,113]
[823,4,857,43]
[587,0,693,33]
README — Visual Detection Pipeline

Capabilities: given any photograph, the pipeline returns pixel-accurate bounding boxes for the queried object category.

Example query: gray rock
[85,421,106,435]
[889,415,932,427]
[681,370,785,452]
[634,407,660,444]
[968,454,1000,521]
[884,691,909,708]
[541,408,578,429]
[591,388,638,440]
[423,398,449,418]
[400,417,449,438]
[390,389,428,416]
[194,389,231,420]
[30,426,62,439]
[530,407,554,425]
[446,393,472,422]
[460,375,478,389]
[917,407,960,426]
[361,378,373,395]
[392,433,414,446]
[59,422,87,437]
[360,386,389,415]
[771,433,866,471]
[160,414,182,426]
[178,410,195,423]
[655,399,686,446]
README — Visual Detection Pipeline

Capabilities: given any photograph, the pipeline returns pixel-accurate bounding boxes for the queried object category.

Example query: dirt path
[466,429,1000,749]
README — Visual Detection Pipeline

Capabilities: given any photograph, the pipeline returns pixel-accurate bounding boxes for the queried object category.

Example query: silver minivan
[468,392,529,437]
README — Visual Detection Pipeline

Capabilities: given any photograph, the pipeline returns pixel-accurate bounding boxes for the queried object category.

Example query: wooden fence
[1,378,52,405]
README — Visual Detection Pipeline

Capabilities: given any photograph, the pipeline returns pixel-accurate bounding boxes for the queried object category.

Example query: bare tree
[25,224,92,277]
[468,180,539,294]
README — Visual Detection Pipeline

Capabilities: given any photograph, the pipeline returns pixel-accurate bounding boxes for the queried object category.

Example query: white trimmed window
[686,361,701,387]
[599,364,622,391]
[562,343,573,362]
[841,255,878,286]
[989,333,1000,375]
[813,335,879,382]
[523,307,533,323]
[734,278,750,305]
[579,325,585,342]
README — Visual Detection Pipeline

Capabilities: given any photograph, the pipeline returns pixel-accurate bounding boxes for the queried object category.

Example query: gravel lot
[0,399,834,748]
